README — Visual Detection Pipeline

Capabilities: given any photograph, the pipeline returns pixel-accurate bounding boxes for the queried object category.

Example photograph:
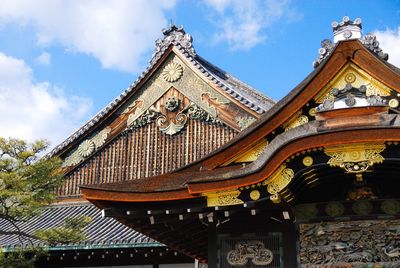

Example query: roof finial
[332,16,362,43]
[313,17,389,68]
[151,24,196,64]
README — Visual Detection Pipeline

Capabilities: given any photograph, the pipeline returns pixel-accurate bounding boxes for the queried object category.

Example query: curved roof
[80,39,400,202]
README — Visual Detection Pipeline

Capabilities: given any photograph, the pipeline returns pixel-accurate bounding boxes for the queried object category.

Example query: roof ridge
[195,55,275,106]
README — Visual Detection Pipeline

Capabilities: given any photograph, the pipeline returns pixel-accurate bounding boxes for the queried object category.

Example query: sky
[0,0,399,147]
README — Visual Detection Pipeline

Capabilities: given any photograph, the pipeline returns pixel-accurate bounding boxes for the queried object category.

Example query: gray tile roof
[0,202,161,250]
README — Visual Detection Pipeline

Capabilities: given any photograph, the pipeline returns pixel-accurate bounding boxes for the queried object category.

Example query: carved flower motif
[162,62,183,82]
[77,139,95,157]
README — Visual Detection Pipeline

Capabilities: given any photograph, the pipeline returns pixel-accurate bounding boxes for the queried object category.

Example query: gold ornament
[162,62,183,82]
[204,190,243,207]
[270,194,281,204]
[302,156,314,167]
[308,108,316,117]
[249,190,260,201]
[345,73,356,83]
[324,143,385,173]
[265,165,295,195]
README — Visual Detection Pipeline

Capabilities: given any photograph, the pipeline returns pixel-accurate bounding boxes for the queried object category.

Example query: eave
[179,39,400,172]
[81,113,400,203]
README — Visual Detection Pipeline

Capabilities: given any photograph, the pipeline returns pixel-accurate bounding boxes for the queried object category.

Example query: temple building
[2,16,400,268]
[1,21,273,267]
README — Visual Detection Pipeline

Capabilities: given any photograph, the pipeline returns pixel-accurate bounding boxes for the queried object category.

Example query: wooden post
[208,220,217,267]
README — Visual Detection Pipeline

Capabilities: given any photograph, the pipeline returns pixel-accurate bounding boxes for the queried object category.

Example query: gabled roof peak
[313,17,389,68]
[151,24,196,64]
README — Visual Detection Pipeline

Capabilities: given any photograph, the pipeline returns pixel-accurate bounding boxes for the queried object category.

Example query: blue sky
[0,0,399,146]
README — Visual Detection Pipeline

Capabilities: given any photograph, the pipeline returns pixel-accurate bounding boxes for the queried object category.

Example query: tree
[0,137,90,267]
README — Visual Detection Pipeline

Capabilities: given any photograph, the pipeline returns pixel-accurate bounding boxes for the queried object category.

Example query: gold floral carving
[324,143,386,173]
[62,127,111,167]
[264,165,295,195]
[162,62,183,82]
[204,190,243,207]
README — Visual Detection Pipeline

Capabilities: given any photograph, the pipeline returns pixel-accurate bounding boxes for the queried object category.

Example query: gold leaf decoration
[204,190,243,207]
[265,165,295,195]
[324,143,386,173]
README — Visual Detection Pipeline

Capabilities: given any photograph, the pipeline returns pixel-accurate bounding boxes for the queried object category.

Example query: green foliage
[0,248,46,268]
[0,137,63,219]
[0,137,91,266]
[35,216,92,246]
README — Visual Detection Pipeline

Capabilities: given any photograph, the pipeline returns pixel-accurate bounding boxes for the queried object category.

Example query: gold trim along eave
[203,189,243,207]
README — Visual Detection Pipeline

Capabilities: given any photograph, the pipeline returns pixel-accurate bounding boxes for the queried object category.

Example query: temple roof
[0,202,159,250]
[48,24,274,158]
[81,38,400,201]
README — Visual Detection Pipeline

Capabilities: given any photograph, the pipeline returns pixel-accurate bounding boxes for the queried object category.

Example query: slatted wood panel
[58,120,237,197]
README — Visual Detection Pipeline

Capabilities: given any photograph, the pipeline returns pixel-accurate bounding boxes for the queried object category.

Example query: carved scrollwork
[227,241,274,266]
[204,190,243,207]
[127,107,158,129]
[324,143,386,173]
[157,112,188,135]
[187,102,219,123]
[300,219,400,265]
[264,165,295,195]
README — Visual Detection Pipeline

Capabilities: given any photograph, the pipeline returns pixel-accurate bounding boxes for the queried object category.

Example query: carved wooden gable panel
[59,52,258,198]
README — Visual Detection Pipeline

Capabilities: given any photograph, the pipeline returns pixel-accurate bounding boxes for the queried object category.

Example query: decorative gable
[56,25,272,199]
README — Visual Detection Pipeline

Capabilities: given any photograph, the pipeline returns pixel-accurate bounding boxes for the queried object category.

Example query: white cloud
[204,0,301,50]
[35,51,51,66]
[0,0,176,73]
[0,52,92,147]
[374,27,400,68]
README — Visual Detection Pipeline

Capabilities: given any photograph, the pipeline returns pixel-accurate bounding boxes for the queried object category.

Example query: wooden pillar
[207,221,217,267]
[282,222,298,268]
